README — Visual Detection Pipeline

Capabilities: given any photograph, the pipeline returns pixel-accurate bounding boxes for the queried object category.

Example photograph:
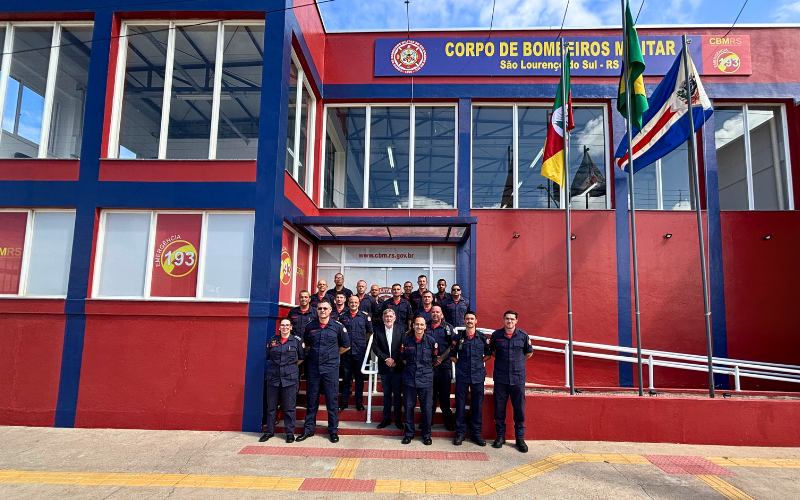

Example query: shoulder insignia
[292,334,302,342]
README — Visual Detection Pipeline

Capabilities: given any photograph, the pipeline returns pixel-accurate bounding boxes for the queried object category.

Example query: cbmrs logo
[0,247,23,257]
[391,39,427,74]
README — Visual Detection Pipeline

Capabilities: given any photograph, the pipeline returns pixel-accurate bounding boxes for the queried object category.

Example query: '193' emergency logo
[280,250,292,285]
[159,239,197,277]
[391,39,427,74]
[713,49,741,73]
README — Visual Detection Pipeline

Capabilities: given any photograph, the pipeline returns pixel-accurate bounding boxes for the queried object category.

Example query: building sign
[0,212,27,295]
[150,214,202,298]
[280,227,295,304]
[375,35,751,77]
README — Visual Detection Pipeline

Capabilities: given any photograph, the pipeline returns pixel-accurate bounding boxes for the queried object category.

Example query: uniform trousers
[304,369,340,434]
[403,385,433,438]
[493,382,526,440]
[454,381,484,438]
[340,351,366,404]
[264,382,298,435]
[431,367,453,425]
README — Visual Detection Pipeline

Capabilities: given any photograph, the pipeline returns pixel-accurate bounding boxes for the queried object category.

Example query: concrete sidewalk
[0,425,798,499]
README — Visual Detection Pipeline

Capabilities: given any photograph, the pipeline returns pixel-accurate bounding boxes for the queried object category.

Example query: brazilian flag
[617,1,648,131]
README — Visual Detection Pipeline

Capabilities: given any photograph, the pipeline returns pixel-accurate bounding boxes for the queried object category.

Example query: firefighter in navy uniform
[489,310,533,453]
[331,273,353,301]
[449,311,491,446]
[297,299,350,443]
[355,280,378,317]
[288,290,317,337]
[339,295,373,412]
[442,284,469,328]
[414,290,435,325]
[378,283,413,331]
[426,305,455,431]
[400,316,439,445]
[331,291,348,321]
[260,318,304,443]
[433,279,451,307]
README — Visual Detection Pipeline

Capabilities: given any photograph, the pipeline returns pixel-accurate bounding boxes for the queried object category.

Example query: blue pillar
[55,10,114,427]
[611,100,633,388]
[241,2,293,432]
[456,98,475,308]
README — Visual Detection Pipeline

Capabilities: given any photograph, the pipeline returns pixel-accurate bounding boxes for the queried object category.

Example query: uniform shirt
[414,306,434,326]
[357,294,377,317]
[288,306,317,338]
[450,330,491,384]
[425,321,454,373]
[331,286,353,301]
[442,296,470,328]
[408,290,427,311]
[304,320,350,373]
[265,334,305,386]
[330,306,348,321]
[379,297,413,329]
[489,328,534,385]
[433,292,451,308]
[310,292,335,309]
[339,310,373,358]
[400,333,438,388]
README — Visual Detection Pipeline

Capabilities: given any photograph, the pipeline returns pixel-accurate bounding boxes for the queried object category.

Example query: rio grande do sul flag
[541,49,575,187]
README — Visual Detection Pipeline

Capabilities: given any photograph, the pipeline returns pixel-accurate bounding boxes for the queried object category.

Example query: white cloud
[774,1,800,21]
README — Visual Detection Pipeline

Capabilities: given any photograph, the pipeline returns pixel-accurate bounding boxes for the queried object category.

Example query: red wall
[0,300,66,427]
[293,0,326,82]
[75,302,249,431]
[721,212,800,391]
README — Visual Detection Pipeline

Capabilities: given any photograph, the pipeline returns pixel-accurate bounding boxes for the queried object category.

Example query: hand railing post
[564,348,570,388]
[648,355,655,390]
[734,365,741,392]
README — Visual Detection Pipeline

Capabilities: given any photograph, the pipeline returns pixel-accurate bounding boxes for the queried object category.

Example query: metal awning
[292,216,476,243]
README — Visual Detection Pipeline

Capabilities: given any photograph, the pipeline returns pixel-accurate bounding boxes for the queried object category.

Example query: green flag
[617,1,648,130]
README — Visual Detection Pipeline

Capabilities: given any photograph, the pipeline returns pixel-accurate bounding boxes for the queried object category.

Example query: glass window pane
[342,267,385,292]
[165,25,217,159]
[323,107,366,208]
[433,246,456,265]
[517,107,554,209]
[97,212,151,297]
[297,83,312,189]
[1,27,53,159]
[150,213,202,298]
[118,26,168,159]
[317,267,338,289]
[569,108,607,209]
[318,245,341,264]
[748,106,790,210]
[215,25,262,160]
[48,26,92,159]
[472,106,513,208]
[387,267,428,289]
[0,212,28,295]
[414,106,455,208]
[285,61,297,174]
[631,163,658,209]
[660,144,692,210]
[345,246,429,265]
[715,106,749,210]
[26,211,75,296]
[203,213,254,299]
[369,107,410,208]
[432,268,456,293]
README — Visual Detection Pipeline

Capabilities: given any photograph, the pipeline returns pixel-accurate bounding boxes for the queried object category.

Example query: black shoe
[423,437,432,446]
[285,434,295,443]
[453,435,464,446]
[492,437,505,449]
[295,433,313,442]
[444,422,456,432]
[338,403,348,412]
[377,420,390,429]
[356,403,366,411]
[395,421,404,430]
[470,436,487,447]
[258,433,273,442]
[401,436,412,445]
[329,433,339,443]
[516,439,528,453]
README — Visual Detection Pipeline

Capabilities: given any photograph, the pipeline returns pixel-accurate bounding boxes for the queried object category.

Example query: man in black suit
[371,308,405,430]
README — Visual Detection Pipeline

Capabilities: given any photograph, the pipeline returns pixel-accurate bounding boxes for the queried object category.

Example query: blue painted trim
[287,11,323,98]
[468,223,477,310]
[611,101,633,388]
[701,110,730,389]
[2,0,286,13]
[310,236,466,243]
[242,3,293,433]
[55,11,114,427]
[293,216,476,225]
[458,98,471,216]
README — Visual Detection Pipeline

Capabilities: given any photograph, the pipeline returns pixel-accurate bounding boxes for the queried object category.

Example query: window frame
[0,21,94,159]
[629,143,699,211]
[91,209,255,302]
[279,222,313,308]
[107,20,265,160]
[286,51,317,193]
[0,208,76,298]
[469,102,610,210]
[319,102,459,209]
[713,102,795,211]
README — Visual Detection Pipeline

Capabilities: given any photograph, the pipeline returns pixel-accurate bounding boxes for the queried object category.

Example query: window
[471,104,608,209]
[109,22,264,160]
[322,104,457,209]
[93,211,255,300]
[285,55,316,190]
[715,104,794,210]
[0,23,92,159]
[279,224,313,306]
[632,143,694,210]
[0,210,76,297]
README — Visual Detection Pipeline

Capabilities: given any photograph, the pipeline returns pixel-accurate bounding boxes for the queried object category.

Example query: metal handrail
[455,328,800,393]
[360,335,379,424]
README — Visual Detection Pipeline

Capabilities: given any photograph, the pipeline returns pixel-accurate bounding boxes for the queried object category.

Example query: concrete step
[294,404,459,424]
[273,419,459,438]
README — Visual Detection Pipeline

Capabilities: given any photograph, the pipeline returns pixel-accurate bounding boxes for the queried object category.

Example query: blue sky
[318,0,800,31]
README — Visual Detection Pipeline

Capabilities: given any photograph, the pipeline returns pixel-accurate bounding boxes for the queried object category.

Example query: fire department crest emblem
[391,39,427,74]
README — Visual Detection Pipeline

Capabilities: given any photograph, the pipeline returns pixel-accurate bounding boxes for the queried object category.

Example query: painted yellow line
[707,457,800,468]
[329,457,360,479]
[696,475,755,500]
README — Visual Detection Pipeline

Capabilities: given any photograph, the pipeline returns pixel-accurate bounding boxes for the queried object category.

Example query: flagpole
[621,0,644,396]
[562,38,575,396]
[682,35,715,398]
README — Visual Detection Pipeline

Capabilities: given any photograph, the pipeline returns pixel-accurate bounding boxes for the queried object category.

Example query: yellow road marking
[330,457,360,479]
[696,475,755,500]
[707,457,800,468]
